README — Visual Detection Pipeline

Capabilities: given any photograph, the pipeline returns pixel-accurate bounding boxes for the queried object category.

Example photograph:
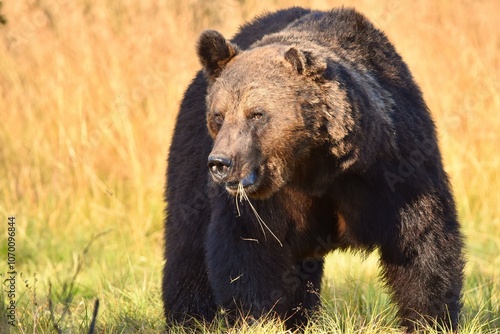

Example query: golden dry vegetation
[0,0,498,332]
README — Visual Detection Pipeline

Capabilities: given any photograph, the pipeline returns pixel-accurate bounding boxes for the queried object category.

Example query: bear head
[197,30,396,199]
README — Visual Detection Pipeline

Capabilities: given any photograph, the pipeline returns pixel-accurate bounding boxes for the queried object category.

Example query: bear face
[200,31,357,199]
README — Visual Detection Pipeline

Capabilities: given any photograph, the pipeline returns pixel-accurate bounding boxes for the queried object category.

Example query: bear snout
[208,153,260,194]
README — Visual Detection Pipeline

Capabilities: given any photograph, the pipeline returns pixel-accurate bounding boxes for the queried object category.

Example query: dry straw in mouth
[236,182,283,247]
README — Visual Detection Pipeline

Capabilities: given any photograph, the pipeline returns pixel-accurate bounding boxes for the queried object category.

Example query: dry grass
[0,0,498,333]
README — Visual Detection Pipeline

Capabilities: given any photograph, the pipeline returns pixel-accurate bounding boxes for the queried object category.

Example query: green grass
[1,0,499,333]
[1,250,498,333]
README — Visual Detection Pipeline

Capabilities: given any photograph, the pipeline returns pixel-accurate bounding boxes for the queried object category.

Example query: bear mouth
[225,169,259,193]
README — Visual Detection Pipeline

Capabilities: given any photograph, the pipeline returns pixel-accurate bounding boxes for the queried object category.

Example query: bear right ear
[284,47,327,78]
[197,30,240,82]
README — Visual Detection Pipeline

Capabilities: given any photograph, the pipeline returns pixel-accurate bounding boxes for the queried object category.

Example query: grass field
[0,0,498,333]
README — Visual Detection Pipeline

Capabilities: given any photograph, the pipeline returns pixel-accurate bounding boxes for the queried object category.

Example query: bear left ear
[284,47,327,77]
[197,30,240,82]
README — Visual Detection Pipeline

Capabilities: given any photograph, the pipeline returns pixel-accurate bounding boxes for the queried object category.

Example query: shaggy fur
[162,7,464,333]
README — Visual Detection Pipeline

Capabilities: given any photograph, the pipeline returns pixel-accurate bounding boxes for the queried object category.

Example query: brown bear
[162,7,464,333]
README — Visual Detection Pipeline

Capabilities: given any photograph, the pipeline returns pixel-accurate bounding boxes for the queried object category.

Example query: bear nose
[208,155,232,181]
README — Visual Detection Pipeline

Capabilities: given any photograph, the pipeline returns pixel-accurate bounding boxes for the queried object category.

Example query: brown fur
[163,8,464,333]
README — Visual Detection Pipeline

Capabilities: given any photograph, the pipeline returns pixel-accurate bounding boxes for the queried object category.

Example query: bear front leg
[163,243,216,327]
[284,258,324,328]
[205,205,296,326]
[380,194,464,333]
[163,209,217,327]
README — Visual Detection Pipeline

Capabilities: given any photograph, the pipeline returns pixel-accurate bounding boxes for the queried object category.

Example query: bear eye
[249,110,264,121]
[213,112,224,125]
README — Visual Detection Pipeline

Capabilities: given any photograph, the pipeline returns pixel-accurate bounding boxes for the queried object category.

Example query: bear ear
[197,30,240,82]
[284,47,327,77]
